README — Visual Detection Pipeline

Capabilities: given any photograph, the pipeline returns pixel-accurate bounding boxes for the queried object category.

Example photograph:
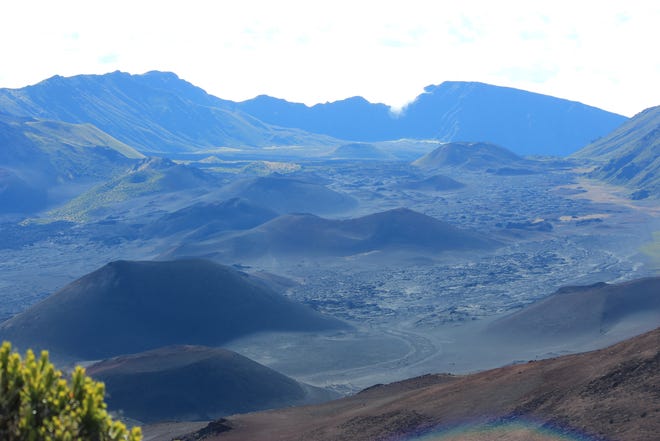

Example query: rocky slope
[181,327,660,441]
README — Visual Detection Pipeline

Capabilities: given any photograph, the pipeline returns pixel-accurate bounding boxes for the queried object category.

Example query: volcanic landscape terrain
[0,72,658,437]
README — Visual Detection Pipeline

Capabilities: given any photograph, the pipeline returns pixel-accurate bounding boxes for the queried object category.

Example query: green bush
[0,341,141,441]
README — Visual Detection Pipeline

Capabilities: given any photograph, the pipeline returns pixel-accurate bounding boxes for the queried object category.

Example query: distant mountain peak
[236,80,626,155]
[0,71,332,154]
[142,70,181,79]
[0,71,628,156]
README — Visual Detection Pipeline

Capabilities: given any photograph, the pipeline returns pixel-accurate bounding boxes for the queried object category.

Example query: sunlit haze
[1,0,658,116]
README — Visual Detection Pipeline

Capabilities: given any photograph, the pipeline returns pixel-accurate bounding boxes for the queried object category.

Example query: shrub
[0,341,141,441]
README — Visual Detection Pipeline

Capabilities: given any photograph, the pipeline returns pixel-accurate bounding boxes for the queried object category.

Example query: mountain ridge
[237,80,627,156]
[0,71,336,154]
[0,71,627,156]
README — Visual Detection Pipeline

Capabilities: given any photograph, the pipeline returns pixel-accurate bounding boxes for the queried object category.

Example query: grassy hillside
[24,119,144,159]
[0,113,144,213]
[572,105,659,199]
[0,114,143,168]
[641,231,660,272]
[45,157,215,222]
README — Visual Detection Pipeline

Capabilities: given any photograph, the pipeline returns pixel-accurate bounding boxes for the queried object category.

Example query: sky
[1,0,658,117]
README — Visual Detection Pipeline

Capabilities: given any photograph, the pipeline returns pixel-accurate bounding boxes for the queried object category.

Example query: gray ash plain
[1,157,657,391]
[239,160,656,326]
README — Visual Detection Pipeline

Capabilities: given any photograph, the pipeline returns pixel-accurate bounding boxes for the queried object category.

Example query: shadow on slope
[328,143,396,160]
[0,259,347,361]
[165,207,498,261]
[485,277,660,347]
[142,197,278,239]
[412,142,524,171]
[88,345,339,423]
[47,157,217,222]
[218,175,357,216]
[181,327,660,441]
[399,174,466,191]
[0,168,48,213]
[0,71,336,154]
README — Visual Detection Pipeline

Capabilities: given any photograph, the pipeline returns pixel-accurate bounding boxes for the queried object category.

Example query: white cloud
[0,0,658,116]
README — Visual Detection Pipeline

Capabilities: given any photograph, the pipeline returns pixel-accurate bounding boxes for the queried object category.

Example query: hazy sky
[2,0,658,116]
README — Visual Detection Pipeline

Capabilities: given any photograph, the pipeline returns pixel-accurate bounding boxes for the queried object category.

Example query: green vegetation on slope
[572,105,659,199]
[641,231,660,272]
[25,120,144,159]
[0,114,144,213]
[0,114,143,179]
[0,341,141,441]
[45,157,214,222]
[46,165,169,222]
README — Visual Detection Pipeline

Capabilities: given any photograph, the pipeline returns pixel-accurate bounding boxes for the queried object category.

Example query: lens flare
[405,420,599,441]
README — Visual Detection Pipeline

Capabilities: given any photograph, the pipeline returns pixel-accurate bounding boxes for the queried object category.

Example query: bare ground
[179,327,659,441]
